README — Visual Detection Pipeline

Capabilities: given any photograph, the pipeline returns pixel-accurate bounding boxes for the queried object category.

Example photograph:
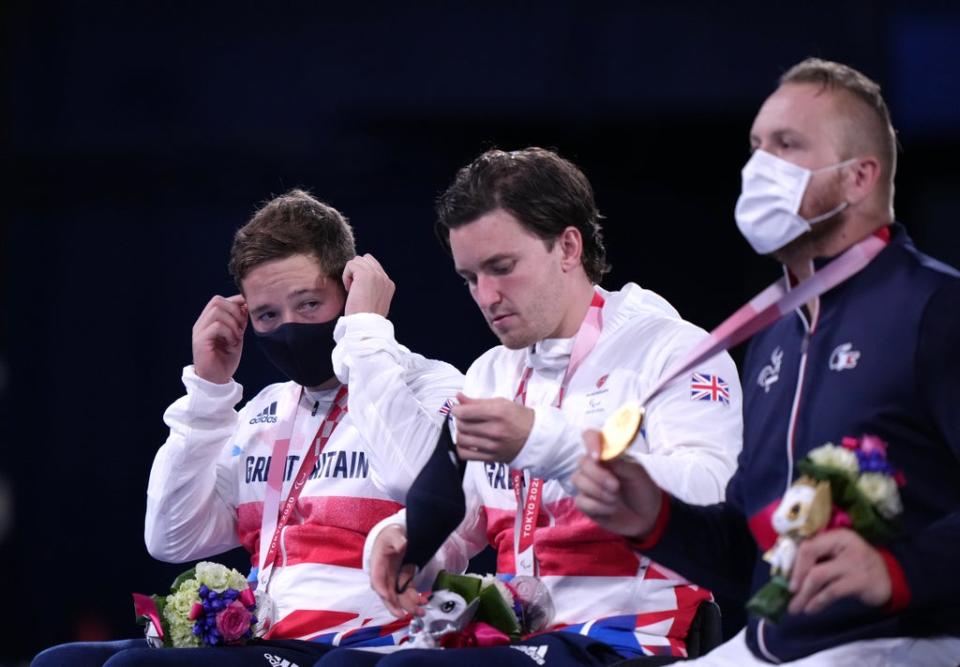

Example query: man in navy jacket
[573,58,960,665]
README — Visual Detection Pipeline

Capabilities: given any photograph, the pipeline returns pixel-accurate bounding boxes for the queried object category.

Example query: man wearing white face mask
[573,58,960,665]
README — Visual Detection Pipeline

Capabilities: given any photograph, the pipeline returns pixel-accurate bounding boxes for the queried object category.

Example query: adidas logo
[249,402,278,425]
[262,654,298,667]
[510,645,548,665]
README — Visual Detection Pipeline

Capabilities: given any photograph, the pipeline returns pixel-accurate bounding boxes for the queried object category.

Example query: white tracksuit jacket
[366,283,743,658]
[145,313,463,645]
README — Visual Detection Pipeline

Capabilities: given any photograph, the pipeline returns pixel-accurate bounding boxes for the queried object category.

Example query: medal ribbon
[637,234,887,407]
[510,290,605,576]
[257,385,349,592]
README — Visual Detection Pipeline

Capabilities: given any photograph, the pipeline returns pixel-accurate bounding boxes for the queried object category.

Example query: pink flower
[859,434,888,457]
[216,600,253,642]
[827,508,853,530]
[188,602,203,621]
[239,587,255,608]
[840,436,859,450]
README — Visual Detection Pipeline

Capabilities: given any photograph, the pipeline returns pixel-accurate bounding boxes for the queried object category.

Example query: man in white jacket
[32,190,463,667]
[345,148,744,667]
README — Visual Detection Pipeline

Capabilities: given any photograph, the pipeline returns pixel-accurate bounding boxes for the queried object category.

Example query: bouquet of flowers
[402,570,555,649]
[747,434,905,622]
[133,562,261,647]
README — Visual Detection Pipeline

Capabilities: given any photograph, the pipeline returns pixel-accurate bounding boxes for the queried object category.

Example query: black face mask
[253,320,338,387]
[399,419,466,592]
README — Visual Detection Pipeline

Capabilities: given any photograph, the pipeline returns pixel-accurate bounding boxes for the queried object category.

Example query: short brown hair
[780,58,898,194]
[228,189,356,289]
[435,147,610,283]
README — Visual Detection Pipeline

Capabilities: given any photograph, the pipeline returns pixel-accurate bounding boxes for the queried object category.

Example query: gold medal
[600,403,644,461]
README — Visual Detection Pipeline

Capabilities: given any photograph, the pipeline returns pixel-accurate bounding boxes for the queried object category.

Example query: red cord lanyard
[257,385,349,591]
[511,291,604,576]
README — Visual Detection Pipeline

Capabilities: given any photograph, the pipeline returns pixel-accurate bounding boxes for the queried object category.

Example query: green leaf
[746,575,791,624]
[433,570,482,601]
[153,595,175,648]
[170,566,198,593]
[477,585,521,637]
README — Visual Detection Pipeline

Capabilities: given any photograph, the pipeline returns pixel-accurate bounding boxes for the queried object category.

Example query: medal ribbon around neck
[257,384,349,592]
[511,290,605,576]
[602,233,888,459]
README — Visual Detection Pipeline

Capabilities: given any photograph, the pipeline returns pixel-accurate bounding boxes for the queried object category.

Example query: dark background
[3,1,959,663]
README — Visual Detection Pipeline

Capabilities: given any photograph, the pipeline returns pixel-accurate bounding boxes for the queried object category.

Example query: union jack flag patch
[438,398,455,416]
[690,373,730,405]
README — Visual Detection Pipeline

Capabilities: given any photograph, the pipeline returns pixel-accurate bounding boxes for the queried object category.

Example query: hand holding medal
[600,403,645,461]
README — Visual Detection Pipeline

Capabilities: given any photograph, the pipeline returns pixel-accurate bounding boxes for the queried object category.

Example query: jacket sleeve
[144,365,243,563]
[513,325,743,505]
[631,327,743,505]
[363,469,490,590]
[332,313,464,503]
[885,280,960,612]
[638,466,758,603]
[509,406,587,486]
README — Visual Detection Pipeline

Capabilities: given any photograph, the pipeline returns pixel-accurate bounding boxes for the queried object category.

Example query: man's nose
[280,309,302,325]
[474,274,501,309]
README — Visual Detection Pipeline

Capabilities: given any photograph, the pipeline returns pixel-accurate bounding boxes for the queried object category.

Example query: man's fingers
[454,419,506,441]
[455,437,497,461]
[451,402,494,423]
[455,392,476,405]
[573,493,621,519]
[582,429,603,460]
[571,464,619,505]
[369,527,411,617]
[789,531,845,593]
[200,320,243,348]
[342,262,356,292]
[198,295,247,332]
[362,253,387,273]
[803,576,861,616]
[582,456,622,491]
[788,558,847,615]
[452,397,514,423]
[204,309,246,338]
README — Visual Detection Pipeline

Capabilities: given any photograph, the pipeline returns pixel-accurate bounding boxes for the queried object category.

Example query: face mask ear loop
[807,200,849,225]
[805,158,858,225]
[812,157,859,175]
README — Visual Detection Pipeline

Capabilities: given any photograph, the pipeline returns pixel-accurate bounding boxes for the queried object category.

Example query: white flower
[164,582,201,648]
[807,444,859,478]
[195,562,232,591]
[227,569,249,592]
[857,473,903,519]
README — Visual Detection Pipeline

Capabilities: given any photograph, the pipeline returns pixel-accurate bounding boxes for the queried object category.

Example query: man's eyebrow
[479,253,515,270]
[250,289,322,314]
[288,288,320,300]
[454,254,514,277]
[250,304,274,316]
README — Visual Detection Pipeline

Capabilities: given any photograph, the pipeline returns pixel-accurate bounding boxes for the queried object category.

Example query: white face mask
[735,149,855,255]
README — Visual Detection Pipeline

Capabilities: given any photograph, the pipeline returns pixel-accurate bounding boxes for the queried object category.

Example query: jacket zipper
[758,301,819,663]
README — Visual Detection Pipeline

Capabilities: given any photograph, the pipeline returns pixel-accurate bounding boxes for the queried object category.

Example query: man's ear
[844,156,882,206]
[558,226,584,272]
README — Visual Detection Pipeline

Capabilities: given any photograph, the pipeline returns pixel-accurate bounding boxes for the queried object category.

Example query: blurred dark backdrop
[3,1,959,663]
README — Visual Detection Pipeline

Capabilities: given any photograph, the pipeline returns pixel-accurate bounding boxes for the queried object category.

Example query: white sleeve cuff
[332,313,399,384]
[509,406,581,481]
[182,365,243,404]
[333,312,395,343]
